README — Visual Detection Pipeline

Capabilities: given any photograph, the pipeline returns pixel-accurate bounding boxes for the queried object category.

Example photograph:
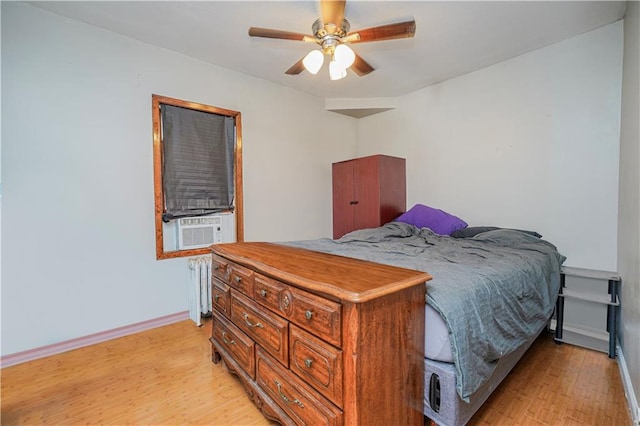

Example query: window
[152,94,243,260]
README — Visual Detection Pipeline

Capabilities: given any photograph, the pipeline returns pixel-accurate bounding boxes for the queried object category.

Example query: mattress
[425,303,454,363]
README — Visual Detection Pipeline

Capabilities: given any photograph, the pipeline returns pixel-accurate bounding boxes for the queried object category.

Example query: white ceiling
[29,1,626,100]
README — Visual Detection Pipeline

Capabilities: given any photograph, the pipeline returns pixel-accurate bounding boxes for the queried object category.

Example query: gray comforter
[284,222,565,401]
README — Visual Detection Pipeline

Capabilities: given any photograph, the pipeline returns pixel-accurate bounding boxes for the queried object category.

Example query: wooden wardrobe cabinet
[332,154,406,239]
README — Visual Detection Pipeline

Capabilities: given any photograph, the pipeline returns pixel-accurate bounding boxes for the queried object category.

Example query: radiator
[188,256,212,326]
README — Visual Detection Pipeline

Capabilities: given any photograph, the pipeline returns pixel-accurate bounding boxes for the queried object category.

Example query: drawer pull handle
[235,276,242,283]
[214,265,219,271]
[305,310,313,320]
[304,358,313,368]
[275,380,304,408]
[214,294,220,302]
[260,289,267,298]
[242,313,264,329]
[222,331,236,346]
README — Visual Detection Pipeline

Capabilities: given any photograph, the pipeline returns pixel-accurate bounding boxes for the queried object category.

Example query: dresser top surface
[211,242,431,303]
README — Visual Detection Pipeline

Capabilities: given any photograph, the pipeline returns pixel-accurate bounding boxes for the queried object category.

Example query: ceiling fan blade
[249,27,312,42]
[349,20,416,43]
[321,0,346,30]
[285,58,306,75]
[350,54,374,76]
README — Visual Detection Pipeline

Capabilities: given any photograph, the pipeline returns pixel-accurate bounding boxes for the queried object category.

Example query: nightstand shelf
[554,266,621,358]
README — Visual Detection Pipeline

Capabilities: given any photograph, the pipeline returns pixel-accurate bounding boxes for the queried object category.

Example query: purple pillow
[395,204,468,235]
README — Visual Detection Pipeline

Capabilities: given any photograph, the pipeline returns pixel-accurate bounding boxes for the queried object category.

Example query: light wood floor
[1,319,632,425]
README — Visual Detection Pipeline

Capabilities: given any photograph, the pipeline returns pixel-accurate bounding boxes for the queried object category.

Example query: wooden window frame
[152,94,244,260]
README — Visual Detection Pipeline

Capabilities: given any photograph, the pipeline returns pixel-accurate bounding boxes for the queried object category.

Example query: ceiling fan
[248,0,416,80]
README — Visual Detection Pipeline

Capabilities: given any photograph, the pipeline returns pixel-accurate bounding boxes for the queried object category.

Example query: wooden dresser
[209,242,431,425]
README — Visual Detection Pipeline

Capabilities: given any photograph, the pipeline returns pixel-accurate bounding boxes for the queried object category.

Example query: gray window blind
[161,104,235,222]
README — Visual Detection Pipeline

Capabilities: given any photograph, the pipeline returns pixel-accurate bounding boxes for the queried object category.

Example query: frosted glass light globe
[302,50,324,75]
[329,58,347,80]
[334,44,356,69]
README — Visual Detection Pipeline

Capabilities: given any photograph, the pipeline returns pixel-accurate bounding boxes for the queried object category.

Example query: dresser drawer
[212,279,231,317]
[211,310,255,379]
[228,262,255,297]
[231,290,289,366]
[253,274,284,312]
[254,274,342,346]
[256,347,343,426]
[211,254,230,282]
[289,325,343,408]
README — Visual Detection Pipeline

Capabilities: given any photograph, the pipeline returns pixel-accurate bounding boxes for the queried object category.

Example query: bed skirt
[423,327,546,426]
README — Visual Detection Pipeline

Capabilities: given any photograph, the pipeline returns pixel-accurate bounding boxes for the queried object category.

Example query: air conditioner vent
[177,216,225,250]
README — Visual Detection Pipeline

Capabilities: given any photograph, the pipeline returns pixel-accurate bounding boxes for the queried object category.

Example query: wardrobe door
[332,160,355,239]
[352,155,382,232]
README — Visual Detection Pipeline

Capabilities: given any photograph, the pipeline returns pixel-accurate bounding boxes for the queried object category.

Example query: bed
[283,220,566,425]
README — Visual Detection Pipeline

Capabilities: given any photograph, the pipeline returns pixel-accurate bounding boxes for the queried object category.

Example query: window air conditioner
[177,216,224,250]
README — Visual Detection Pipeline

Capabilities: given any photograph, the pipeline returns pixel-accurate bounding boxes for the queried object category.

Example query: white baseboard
[0,311,189,368]
[618,343,640,425]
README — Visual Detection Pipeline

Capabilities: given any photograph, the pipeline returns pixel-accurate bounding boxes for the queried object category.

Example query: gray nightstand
[554,266,621,358]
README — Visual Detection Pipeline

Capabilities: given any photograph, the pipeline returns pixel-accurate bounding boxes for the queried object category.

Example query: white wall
[618,1,640,420]
[357,21,623,272]
[0,3,357,356]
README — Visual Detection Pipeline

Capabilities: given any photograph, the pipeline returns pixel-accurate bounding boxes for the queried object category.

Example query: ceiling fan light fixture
[248,0,417,79]
[329,58,347,80]
[334,44,355,69]
[302,49,324,74]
